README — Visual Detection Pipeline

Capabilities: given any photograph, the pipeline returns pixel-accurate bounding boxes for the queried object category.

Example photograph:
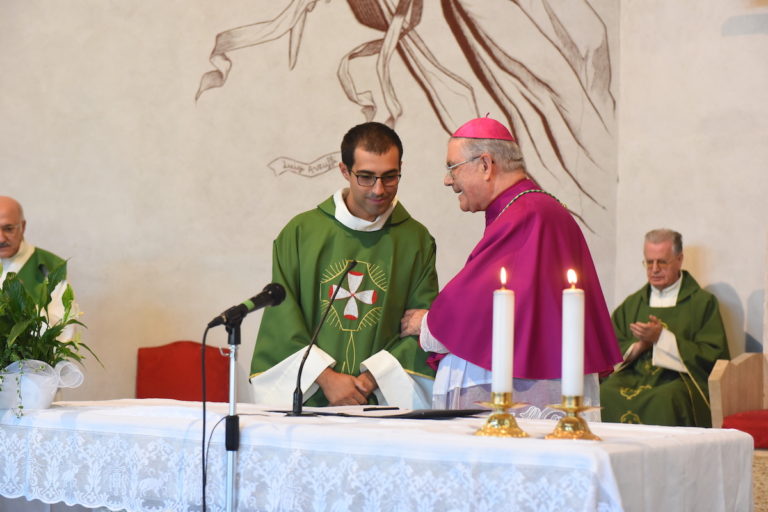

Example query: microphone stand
[288,260,356,416]
[224,317,241,512]
[204,283,285,512]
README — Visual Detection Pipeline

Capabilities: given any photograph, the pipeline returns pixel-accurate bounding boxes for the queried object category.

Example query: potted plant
[0,261,96,416]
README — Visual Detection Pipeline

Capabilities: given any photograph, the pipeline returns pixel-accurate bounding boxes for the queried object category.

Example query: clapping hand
[629,315,663,344]
[622,315,663,366]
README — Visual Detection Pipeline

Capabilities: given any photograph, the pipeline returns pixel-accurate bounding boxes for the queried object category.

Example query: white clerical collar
[0,239,35,284]
[649,273,683,307]
[333,188,397,232]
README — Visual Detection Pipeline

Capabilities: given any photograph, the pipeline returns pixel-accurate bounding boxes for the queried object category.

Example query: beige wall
[616,0,768,356]
[4,0,764,403]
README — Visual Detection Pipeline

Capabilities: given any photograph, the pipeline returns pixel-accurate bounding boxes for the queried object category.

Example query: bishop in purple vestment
[402,117,621,415]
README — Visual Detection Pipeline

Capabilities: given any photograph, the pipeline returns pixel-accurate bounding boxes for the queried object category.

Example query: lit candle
[492,267,514,393]
[562,269,585,397]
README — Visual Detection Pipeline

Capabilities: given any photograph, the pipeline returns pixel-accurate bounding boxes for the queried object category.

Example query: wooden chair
[709,352,768,427]
[136,340,229,402]
[710,352,768,511]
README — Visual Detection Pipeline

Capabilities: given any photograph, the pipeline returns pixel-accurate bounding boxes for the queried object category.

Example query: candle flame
[567,269,578,287]
[500,267,507,287]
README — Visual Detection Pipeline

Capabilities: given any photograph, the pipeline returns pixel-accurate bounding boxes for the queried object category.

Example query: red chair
[136,340,229,402]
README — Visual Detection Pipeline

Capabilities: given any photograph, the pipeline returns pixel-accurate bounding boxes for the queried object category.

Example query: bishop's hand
[400,309,427,337]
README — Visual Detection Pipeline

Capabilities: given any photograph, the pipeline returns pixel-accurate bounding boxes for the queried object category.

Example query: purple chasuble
[427,179,621,379]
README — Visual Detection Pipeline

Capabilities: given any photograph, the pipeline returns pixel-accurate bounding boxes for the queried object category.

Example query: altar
[0,399,753,511]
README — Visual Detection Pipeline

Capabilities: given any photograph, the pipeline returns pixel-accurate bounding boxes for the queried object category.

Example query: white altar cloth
[0,399,753,512]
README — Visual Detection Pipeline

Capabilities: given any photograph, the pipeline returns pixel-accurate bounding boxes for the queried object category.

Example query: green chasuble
[600,271,729,427]
[15,248,66,298]
[251,196,438,406]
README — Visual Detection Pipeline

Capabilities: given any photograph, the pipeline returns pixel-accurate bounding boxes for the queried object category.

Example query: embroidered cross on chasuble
[325,260,387,373]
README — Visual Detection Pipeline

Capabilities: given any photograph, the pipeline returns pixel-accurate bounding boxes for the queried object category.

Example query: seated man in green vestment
[0,196,76,335]
[250,122,439,408]
[600,229,730,427]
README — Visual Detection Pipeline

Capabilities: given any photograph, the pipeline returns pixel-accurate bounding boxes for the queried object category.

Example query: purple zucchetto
[451,115,516,142]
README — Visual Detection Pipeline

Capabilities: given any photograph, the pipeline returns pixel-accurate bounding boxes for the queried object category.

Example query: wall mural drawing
[269,152,342,178]
[196,0,616,231]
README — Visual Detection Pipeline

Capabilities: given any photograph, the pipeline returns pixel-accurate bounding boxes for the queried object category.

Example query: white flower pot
[0,360,84,413]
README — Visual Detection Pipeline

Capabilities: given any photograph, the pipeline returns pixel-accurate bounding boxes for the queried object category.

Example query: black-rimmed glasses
[350,171,401,187]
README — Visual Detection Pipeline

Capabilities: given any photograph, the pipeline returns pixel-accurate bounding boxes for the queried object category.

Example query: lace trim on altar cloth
[0,424,620,512]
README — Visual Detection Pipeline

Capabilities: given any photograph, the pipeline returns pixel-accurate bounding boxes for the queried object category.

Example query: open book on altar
[271,406,487,419]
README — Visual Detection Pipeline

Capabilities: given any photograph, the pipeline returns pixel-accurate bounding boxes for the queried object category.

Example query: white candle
[492,267,514,393]
[562,269,585,397]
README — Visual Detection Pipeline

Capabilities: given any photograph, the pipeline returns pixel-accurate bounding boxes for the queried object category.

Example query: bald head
[0,196,26,259]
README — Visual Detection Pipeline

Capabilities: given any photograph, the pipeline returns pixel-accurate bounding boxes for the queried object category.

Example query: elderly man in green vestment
[250,122,438,408]
[0,196,67,293]
[600,229,729,427]
[0,196,76,336]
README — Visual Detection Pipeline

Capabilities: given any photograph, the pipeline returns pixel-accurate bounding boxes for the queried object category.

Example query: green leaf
[0,262,95,371]
[62,284,74,313]
[4,276,30,316]
[46,261,67,292]
[7,319,34,347]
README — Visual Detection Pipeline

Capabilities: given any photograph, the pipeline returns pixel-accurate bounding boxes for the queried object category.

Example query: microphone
[288,259,357,416]
[208,283,286,328]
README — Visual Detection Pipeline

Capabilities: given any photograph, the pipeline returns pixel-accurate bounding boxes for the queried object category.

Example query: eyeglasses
[642,259,672,270]
[350,171,401,187]
[0,224,21,236]
[445,155,481,178]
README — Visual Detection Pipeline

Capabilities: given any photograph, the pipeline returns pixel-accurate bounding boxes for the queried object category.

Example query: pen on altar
[363,406,399,411]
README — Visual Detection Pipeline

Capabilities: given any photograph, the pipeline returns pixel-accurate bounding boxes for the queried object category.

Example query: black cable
[201,326,211,512]
[204,413,265,476]
[204,416,227,485]
[201,412,268,510]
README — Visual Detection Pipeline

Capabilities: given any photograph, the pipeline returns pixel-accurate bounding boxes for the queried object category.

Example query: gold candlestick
[474,391,529,438]
[545,395,601,440]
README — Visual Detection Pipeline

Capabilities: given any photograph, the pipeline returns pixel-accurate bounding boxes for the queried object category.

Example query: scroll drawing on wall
[196,0,616,231]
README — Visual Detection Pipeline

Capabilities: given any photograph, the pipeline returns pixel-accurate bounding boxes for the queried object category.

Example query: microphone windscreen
[264,282,286,306]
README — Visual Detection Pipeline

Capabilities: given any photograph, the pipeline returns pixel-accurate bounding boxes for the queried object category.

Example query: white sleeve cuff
[361,350,432,409]
[419,313,449,353]
[652,329,687,373]
[249,346,336,407]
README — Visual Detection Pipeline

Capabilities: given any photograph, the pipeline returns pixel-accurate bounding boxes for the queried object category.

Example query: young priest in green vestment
[600,229,729,427]
[250,122,438,408]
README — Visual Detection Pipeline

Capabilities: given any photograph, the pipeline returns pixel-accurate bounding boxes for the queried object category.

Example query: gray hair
[645,228,683,255]
[458,138,525,173]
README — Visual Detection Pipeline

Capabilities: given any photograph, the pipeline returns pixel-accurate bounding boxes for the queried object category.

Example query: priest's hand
[355,371,378,396]
[629,315,663,344]
[400,309,427,337]
[316,368,368,405]
[623,340,653,365]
